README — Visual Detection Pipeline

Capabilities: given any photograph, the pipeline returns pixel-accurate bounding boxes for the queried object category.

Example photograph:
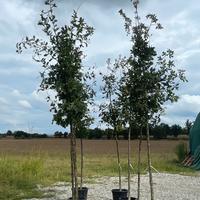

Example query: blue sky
[0,0,200,134]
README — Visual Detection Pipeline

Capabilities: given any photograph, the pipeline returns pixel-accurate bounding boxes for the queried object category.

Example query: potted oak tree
[119,1,187,199]
[100,59,128,200]
[17,0,94,199]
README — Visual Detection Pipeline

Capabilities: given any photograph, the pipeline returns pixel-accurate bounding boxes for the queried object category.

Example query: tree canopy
[16,0,94,129]
[118,1,187,126]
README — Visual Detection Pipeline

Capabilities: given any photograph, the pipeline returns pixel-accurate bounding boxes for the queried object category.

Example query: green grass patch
[174,142,188,162]
[0,155,44,200]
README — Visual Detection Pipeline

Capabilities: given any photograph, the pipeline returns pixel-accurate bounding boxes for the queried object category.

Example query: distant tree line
[0,120,193,140]
[74,122,192,140]
[54,121,193,139]
[0,130,48,139]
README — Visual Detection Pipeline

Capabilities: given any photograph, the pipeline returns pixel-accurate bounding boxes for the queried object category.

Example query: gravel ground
[27,173,200,200]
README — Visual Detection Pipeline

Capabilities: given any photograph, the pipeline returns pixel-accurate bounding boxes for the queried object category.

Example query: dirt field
[0,138,188,155]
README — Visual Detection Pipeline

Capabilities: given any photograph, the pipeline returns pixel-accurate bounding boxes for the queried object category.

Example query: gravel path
[28,173,200,200]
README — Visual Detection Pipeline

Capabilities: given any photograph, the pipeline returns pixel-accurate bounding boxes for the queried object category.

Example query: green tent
[189,112,200,156]
[188,112,200,170]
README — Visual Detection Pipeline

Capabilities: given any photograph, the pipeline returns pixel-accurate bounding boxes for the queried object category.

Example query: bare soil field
[0,138,188,155]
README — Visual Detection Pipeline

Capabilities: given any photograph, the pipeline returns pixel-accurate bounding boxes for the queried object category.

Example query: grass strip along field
[0,139,196,199]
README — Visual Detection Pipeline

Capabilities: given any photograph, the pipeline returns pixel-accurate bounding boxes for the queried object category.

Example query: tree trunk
[74,132,78,200]
[128,125,131,200]
[70,128,75,200]
[80,137,83,189]
[70,124,78,200]
[114,126,121,190]
[137,127,142,200]
[146,123,154,200]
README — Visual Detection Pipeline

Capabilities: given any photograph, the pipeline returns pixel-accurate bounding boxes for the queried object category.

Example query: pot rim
[112,188,128,192]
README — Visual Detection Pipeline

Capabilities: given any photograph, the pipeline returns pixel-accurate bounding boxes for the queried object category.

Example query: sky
[0,0,200,134]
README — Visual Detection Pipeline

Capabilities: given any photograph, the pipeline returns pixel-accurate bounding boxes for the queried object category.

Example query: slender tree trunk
[114,126,121,191]
[70,126,75,200]
[146,123,154,200]
[70,124,78,200]
[128,125,131,200]
[137,127,142,200]
[80,137,83,189]
[74,132,78,200]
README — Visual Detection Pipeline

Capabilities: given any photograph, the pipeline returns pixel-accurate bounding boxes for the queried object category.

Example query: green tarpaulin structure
[189,112,200,155]
[188,112,200,170]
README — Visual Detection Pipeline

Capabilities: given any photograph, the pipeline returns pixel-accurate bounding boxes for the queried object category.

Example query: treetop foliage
[16,0,94,129]
[118,0,187,126]
[99,58,123,129]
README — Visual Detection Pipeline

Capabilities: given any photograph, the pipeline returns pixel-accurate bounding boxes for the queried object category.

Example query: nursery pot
[78,187,88,200]
[68,187,88,200]
[112,189,128,200]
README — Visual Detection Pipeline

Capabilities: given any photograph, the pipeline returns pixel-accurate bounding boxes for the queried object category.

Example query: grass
[0,155,44,199]
[0,139,197,199]
[174,142,188,162]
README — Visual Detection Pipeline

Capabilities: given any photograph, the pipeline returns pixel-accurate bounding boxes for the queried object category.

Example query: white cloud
[4,118,20,127]
[0,0,39,33]
[31,90,47,103]
[11,89,21,97]
[161,94,200,126]
[0,97,8,104]
[182,95,200,105]
[18,100,32,109]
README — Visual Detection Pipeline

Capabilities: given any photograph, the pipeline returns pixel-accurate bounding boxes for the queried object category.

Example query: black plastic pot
[78,187,88,200]
[122,197,137,200]
[112,189,128,200]
[68,187,88,200]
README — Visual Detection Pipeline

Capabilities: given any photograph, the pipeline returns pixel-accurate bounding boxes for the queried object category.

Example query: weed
[174,143,188,162]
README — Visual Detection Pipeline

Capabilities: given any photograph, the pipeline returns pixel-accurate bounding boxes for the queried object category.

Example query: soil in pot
[112,189,128,200]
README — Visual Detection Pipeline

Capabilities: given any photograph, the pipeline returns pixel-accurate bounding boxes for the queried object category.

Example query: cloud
[31,90,46,103]
[161,94,200,126]
[11,89,21,97]
[0,97,8,104]
[18,100,32,109]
